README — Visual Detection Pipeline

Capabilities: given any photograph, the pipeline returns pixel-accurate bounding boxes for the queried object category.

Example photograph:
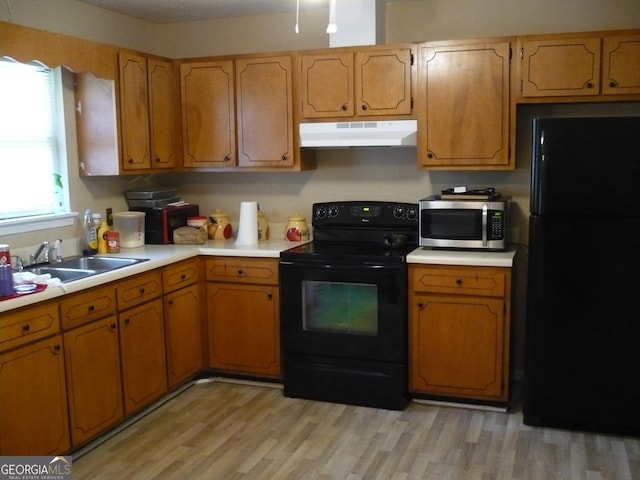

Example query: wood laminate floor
[72,380,639,480]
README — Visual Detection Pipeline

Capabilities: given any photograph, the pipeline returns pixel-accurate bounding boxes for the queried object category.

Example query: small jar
[0,244,10,266]
[106,231,120,253]
[210,210,233,240]
[257,210,269,241]
[187,215,208,237]
[285,213,309,242]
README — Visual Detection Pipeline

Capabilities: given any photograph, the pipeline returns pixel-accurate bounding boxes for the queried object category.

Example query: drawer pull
[237,269,244,275]
[455,278,463,286]
[139,287,145,294]
[168,300,174,306]
[88,304,95,312]
[109,323,117,330]
[180,274,186,280]
[52,344,61,353]
[22,324,31,332]
[267,292,273,299]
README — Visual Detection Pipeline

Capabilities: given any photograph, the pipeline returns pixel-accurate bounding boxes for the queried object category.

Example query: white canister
[112,211,145,248]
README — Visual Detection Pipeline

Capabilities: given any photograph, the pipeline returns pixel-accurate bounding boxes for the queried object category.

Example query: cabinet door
[301,52,354,118]
[119,52,151,170]
[520,37,601,97]
[207,283,280,377]
[181,61,236,168]
[119,298,167,415]
[236,56,294,167]
[602,34,640,95]
[410,294,505,400]
[64,316,123,447]
[165,284,203,388]
[0,335,69,455]
[355,48,413,116]
[148,58,177,169]
[419,41,510,169]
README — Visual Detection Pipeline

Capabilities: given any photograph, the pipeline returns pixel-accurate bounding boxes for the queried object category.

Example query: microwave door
[482,204,488,247]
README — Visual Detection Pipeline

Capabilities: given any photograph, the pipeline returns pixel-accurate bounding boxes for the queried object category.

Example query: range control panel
[313,201,418,227]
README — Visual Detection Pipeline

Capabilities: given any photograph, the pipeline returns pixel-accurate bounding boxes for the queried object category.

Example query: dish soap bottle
[82,209,98,256]
[97,218,110,254]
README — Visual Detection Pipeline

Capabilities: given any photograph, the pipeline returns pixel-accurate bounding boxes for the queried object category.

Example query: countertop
[1,242,518,313]
[0,238,307,313]
[406,246,517,267]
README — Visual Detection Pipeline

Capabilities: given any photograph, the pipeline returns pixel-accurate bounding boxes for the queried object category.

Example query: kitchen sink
[23,256,149,283]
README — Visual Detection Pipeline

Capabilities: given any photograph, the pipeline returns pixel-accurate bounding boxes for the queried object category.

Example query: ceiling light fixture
[326,0,337,33]
[295,0,300,34]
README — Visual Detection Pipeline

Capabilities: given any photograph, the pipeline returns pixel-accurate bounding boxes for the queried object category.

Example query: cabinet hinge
[520,79,523,93]
[410,53,414,66]
[411,97,414,109]
[519,47,524,60]
[509,47,512,60]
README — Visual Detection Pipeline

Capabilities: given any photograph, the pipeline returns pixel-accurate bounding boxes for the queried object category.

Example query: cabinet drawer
[206,257,278,285]
[411,265,506,297]
[163,257,200,294]
[117,270,162,310]
[60,285,117,330]
[0,302,60,352]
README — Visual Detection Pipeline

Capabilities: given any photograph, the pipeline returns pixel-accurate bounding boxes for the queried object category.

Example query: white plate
[14,284,37,294]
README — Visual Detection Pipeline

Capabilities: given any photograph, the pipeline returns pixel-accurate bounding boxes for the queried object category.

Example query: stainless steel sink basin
[23,256,149,283]
[54,256,148,271]
[24,266,97,283]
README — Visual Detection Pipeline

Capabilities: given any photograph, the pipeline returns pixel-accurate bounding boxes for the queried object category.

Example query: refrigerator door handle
[482,204,488,246]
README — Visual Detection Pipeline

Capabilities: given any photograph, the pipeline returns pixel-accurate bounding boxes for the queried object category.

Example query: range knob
[315,206,327,219]
[328,205,340,217]
[406,207,418,220]
[393,206,405,218]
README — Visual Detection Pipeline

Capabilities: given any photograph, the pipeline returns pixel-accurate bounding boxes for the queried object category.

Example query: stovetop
[280,201,419,264]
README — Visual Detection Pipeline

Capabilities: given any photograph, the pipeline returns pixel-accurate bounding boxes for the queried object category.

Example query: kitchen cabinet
[64,315,123,447]
[300,46,414,119]
[235,56,294,168]
[206,257,280,378]
[417,39,512,170]
[119,52,177,171]
[163,258,204,388]
[409,265,511,403]
[517,31,640,99]
[119,298,167,415]
[180,60,236,168]
[117,271,166,414]
[0,301,68,455]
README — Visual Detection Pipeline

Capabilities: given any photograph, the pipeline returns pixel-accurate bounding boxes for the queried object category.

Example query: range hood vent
[300,120,417,148]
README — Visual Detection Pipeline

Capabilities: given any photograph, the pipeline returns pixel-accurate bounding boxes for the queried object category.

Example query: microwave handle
[482,204,488,246]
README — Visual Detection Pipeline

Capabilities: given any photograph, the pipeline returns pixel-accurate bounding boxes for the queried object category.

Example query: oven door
[279,260,407,364]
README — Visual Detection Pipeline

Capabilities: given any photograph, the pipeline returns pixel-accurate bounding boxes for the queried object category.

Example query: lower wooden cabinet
[119,298,167,415]
[409,265,512,403]
[64,316,124,446]
[206,257,280,378]
[0,335,70,455]
[165,283,203,388]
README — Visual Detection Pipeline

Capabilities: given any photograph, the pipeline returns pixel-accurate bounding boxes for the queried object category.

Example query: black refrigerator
[523,116,640,436]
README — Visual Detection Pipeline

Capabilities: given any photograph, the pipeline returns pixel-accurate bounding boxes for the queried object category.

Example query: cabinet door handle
[168,299,174,306]
[609,80,618,88]
[586,81,594,89]
[109,323,117,330]
[53,344,61,352]
[456,278,463,285]
[128,158,134,164]
[417,302,425,309]
[124,318,130,325]
[22,323,31,332]
[267,292,273,299]
[427,151,434,159]
[361,104,367,110]
[155,156,161,163]
[341,104,348,111]
[180,274,186,280]
[139,287,145,294]
[224,154,230,162]
[281,154,287,161]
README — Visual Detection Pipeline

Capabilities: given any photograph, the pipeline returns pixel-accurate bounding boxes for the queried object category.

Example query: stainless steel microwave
[418,196,508,250]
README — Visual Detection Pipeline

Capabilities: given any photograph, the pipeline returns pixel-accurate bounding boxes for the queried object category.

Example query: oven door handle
[280,261,403,272]
[481,204,488,247]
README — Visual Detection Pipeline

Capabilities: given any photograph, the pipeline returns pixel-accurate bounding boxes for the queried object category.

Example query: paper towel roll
[235,201,259,246]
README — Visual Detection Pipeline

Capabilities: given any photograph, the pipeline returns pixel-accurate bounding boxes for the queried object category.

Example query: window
[0,58,71,230]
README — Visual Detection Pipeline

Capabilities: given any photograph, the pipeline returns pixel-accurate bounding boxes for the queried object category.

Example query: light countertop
[406,246,517,268]
[0,238,308,313]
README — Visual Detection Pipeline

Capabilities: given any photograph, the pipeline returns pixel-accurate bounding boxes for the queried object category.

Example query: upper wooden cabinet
[236,55,294,167]
[517,31,640,99]
[180,60,236,168]
[118,52,177,171]
[300,47,414,119]
[417,39,512,170]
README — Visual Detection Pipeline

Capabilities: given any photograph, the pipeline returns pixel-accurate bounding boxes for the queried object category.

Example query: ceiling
[77,0,331,24]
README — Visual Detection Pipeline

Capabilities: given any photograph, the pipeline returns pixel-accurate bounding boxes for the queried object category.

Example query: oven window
[302,281,378,335]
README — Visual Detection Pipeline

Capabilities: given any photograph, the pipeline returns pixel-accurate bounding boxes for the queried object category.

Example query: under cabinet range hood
[299,120,418,148]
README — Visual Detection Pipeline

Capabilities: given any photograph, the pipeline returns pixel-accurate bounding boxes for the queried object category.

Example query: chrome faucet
[11,255,24,272]
[30,241,50,265]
